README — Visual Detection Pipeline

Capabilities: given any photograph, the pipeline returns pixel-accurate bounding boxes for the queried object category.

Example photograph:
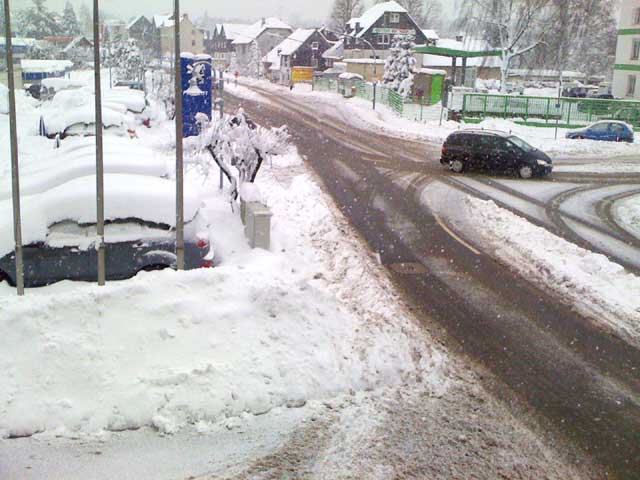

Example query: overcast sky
[43,0,339,23]
[41,0,456,24]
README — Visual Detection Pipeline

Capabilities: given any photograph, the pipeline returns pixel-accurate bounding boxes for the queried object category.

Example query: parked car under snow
[0,174,212,288]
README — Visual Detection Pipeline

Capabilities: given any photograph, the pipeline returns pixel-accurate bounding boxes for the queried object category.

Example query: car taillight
[201,260,215,268]
[197,239,209,249]
[442,146,447,155]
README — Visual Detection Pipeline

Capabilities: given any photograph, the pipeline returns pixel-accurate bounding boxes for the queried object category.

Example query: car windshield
[508,135,536,151]
[2,1,639,478]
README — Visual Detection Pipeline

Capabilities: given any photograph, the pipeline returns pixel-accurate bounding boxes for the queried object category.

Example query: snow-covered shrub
[383,35,417,96]
[186,108,290,201]
[148,70,174,120]
[112,38,144,82]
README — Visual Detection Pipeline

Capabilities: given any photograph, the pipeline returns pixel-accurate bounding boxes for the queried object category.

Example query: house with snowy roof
[127,15,155,52]
[153,13,205,57]
[344,1,430,58]
[231,18,292,76]
[204,23,252,70]
[263,28,334,84]
[62,36,93,64]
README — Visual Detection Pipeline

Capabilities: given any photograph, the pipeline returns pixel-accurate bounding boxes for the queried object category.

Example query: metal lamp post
[174,0,185,270]
[93,0,106,285]
[3,0,24,295]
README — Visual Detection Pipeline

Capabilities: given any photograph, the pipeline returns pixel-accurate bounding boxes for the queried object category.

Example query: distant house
[0,37,34,59]
[128,15,155,52]
[62,36,93,64]
[204,23,252,70]
[20,59,73,83]
[343,1,429,60]
[232,18,293,75]
[613,0,640,99]
[263,28,333,84]
[154,13,205,58]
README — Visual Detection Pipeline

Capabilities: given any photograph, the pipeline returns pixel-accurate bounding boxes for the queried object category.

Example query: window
[590,122,610,133]
[635,8,640,24]
[311,41,319,50]
[390,13,400,24]
[632,39,640,60]
[192,40,196,46]
[627,74,637,96]
[378,33,390,45]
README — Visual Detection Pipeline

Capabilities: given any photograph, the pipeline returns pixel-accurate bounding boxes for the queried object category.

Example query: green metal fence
[312,77,441,123]
[459,93,640,128]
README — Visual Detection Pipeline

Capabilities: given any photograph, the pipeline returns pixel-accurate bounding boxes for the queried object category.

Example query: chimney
[456,34,464,42]
[261,17,266,27]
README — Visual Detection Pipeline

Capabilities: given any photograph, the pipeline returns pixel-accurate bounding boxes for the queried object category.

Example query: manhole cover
[389,262,428,275]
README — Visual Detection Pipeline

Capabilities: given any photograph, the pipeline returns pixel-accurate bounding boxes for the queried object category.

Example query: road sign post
[174,0,185,270]
[93,0,106,286]
[3,0,24,295]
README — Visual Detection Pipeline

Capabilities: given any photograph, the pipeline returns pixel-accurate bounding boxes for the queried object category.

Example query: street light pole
[92,0,106,286]
[3,0,24,295]
[174,0,185,270]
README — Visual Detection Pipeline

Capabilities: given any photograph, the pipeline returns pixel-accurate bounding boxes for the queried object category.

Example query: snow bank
[613,194,640,239]
[41,78,88,91]
[423,184,640,344]
[0,174,201,257]
[0,170,443,438]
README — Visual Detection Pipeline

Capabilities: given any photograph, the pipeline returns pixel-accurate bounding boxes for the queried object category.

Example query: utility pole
[3,0,24,295]
[174,0,185,270]
[93,0,106,285]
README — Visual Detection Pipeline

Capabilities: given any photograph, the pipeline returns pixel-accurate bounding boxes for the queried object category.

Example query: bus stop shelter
[413,45,502,86]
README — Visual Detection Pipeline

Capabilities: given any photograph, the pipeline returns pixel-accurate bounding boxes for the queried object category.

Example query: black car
[0,217,212,288]
[440,130,553,179]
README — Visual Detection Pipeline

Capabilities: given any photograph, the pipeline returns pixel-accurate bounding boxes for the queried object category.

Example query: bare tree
[423,0,443,30]
[329,0,364,33]
[458,0,551,92]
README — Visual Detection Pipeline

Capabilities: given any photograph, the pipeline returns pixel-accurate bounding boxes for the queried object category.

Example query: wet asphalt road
[224,86,640,479]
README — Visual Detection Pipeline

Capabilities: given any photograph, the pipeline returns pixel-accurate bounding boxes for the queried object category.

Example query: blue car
[566,121,634,143]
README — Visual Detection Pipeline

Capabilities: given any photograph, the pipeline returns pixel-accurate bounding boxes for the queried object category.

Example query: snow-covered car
[0,136,170,201]
[41,88,129,139]
[0,174,212,288]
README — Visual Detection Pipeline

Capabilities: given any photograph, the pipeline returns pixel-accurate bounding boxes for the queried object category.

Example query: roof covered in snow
[216,23,253,41]
[153,14,189,29]
[421,38,501,68]
[263,29,317,65]
[422,29,439,41]
[127,15,150,30]
[348,1,407,38]
[232,18,292,45]
[322,40,344,60]
[20,59,73,74]
[63,36,93,53]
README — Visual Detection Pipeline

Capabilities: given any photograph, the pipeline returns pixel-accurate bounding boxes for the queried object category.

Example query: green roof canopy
[413,45,502,58]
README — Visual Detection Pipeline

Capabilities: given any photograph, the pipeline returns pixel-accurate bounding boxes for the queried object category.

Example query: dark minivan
[440,130,553,179]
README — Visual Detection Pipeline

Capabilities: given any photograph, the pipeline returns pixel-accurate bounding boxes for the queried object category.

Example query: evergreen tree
[62,1,81,37]
[383,35,417,95]
[247,40,262,78]
[112,38,144,82]
[16,0,63,39]
[1,4,5,37]
[78,3,92,35]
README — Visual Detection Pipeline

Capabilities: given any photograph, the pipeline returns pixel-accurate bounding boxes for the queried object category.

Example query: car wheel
[0,270,15,287]
[518,165,534,179]
[450,159,465,173]
[575,135,584,140]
